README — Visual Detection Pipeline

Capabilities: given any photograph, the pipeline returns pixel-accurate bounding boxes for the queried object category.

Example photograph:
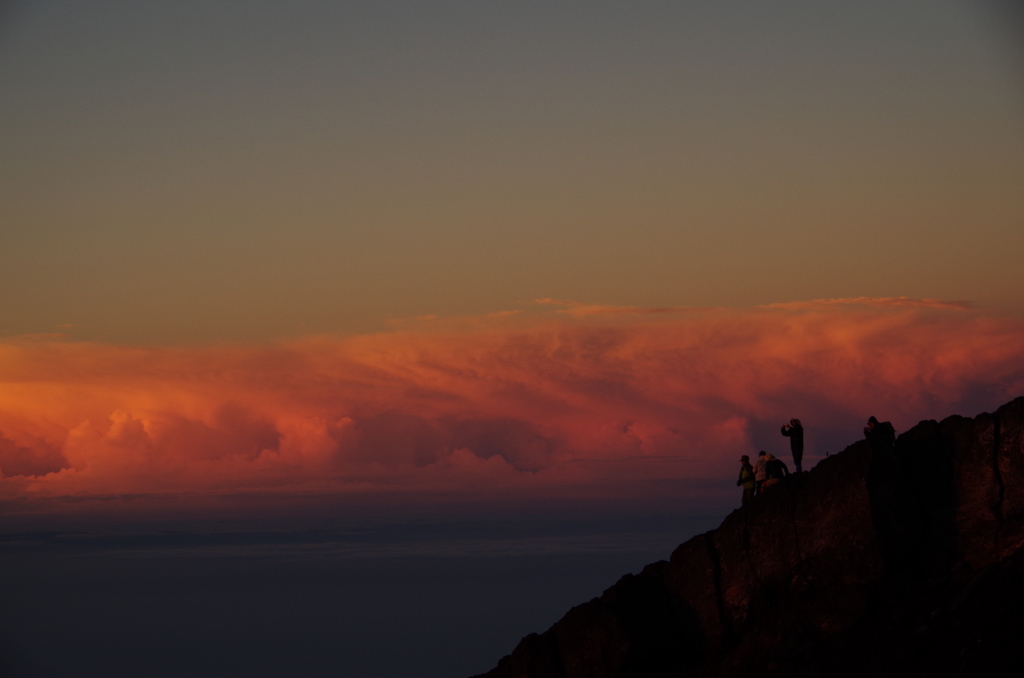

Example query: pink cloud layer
[1,301,1022,506]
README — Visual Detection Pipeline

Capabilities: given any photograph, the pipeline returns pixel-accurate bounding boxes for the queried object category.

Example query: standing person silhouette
[737,455,756,506]
[753,451,768,495]
[781,418,804,473]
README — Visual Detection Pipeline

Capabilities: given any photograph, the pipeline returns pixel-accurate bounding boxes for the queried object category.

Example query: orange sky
[3,299,1022,511]
[1,4,1022,514]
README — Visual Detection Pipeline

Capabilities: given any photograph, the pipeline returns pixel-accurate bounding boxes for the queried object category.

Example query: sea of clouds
[2,298,1022,509]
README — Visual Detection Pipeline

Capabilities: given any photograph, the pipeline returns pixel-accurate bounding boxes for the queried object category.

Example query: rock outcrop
[473,397,1024,677]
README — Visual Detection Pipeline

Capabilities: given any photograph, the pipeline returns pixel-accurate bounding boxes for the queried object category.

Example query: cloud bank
[2,300,1023,509]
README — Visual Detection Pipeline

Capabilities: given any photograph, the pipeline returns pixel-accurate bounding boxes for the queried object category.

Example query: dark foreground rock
[472,398,1024,678]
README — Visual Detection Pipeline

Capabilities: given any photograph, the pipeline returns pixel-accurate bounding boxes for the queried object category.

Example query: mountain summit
[473,398,1024,677]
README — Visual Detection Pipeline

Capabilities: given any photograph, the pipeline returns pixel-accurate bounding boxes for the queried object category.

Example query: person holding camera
[781,418,804,473]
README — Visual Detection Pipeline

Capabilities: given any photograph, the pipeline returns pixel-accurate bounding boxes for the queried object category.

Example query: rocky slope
[472,397,1024,677]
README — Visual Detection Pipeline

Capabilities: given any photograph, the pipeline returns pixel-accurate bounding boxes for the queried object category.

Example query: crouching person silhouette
[761,453,789,491]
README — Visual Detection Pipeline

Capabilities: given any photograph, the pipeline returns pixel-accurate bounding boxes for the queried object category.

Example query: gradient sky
[2,2,1024,507]
[2,0,1023,344]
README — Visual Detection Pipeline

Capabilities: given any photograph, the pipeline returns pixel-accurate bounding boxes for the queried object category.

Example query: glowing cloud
[1,302,1022,508]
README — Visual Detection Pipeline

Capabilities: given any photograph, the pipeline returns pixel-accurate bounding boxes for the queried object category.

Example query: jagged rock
[472,397,1024,678]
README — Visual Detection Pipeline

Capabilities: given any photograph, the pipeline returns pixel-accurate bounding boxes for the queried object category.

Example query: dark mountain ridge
[473,397,1024,677]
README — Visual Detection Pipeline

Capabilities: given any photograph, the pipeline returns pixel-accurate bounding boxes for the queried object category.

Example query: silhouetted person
[737,455,756,505]
[762,453,789,491]
[781,418,804,472]
[864,416,896,454]
[753,450,768,495]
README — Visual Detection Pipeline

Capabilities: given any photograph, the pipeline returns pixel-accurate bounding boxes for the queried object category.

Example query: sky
[1,0,1024,512]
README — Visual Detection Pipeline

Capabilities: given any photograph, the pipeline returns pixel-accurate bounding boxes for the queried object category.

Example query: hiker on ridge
[753,450,768,495]
[736,455,756,506]
[864,416,896,454]
[781,418,804,473]
[762,453,789,491]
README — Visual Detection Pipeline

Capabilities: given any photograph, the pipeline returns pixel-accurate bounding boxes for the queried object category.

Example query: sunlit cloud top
[2,302,1022,512]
